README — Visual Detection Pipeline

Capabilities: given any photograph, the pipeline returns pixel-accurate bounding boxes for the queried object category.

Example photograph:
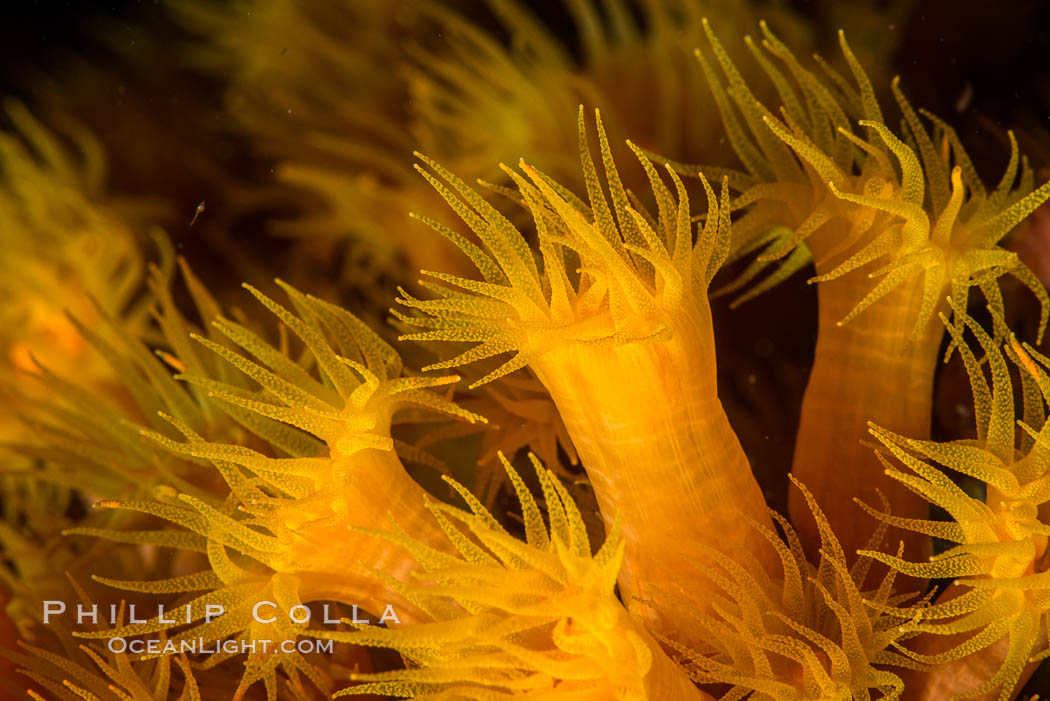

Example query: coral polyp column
[532,304,776,648]
[791,270,942,565]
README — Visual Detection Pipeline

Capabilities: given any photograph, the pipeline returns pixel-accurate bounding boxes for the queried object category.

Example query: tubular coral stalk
[398,109,778,648]
[529,301,775,642]
[262,450,449,619]
[693,22,1050,566]
[790,261,943,563]
[252,449,443,617]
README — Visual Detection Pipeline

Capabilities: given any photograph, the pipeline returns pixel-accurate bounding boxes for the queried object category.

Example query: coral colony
[3,1,1050,700]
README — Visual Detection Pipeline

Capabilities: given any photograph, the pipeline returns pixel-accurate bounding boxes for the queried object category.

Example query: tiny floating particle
[189,200,205,225]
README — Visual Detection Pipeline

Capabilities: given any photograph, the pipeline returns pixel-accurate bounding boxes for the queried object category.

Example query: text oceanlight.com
[109,637,336,655]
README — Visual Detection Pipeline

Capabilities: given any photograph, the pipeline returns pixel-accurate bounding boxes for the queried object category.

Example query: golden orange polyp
[315,455,713,700]
[531,304,775,644]
[697,20,1050,576]
[399,107,783,649]
[260,448,439,619]
[791,266,944,563]
[8,4,1050,699]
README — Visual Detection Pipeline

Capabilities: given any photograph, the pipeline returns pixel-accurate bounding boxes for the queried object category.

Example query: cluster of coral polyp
[3,2,1050,700]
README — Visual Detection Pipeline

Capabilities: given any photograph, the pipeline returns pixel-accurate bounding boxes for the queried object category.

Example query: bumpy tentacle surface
[670,477,924,700]
[65,277,484,700]
[319,454,711,701]
[398,107,778,648]
[862,305,1050,699]
[695,21,1050,564]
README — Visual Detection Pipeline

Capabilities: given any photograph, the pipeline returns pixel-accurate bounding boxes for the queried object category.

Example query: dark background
[1,0,1048,174]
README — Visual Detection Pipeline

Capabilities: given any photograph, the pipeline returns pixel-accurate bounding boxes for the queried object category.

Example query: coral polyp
[0,101,149,452]
[399,110,777,649]
[671,477,923,700]
[859,305,1050,697]
[692,19,1050,571]
[3,1,1050,700]
[321,454,704,700]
